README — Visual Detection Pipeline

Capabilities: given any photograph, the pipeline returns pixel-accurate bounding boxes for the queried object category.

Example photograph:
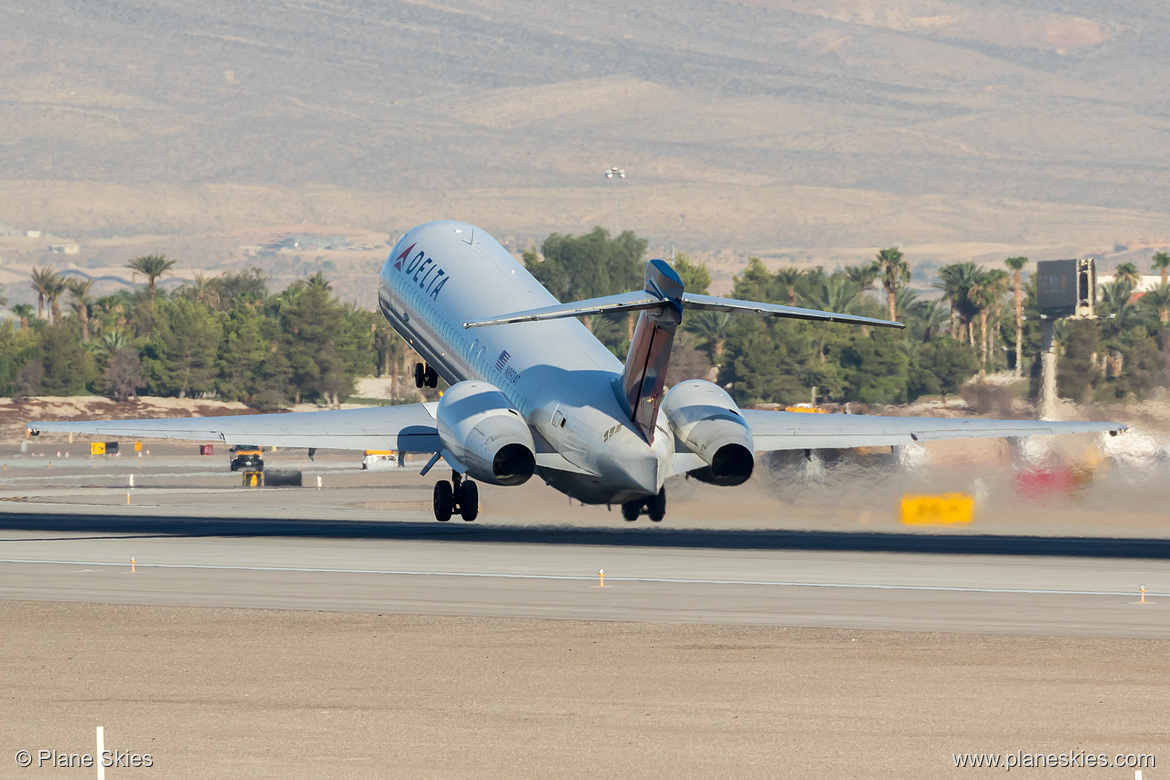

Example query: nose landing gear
[620,488,666,522]
[433,472,479,522]
[414,362,438,388]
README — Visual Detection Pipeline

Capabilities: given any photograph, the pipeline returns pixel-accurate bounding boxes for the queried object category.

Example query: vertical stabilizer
[620,260,683,440]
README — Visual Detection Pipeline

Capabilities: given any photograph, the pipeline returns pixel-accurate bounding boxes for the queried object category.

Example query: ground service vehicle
[229,445,263,472]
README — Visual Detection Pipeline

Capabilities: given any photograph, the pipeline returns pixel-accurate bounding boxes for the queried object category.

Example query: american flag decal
[494,350,511,371]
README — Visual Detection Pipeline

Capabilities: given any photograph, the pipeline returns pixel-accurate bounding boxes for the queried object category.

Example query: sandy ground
[1,601,1166,780]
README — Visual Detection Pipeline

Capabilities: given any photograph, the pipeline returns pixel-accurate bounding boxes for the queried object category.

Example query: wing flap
[741,410,1126,451]
[28,403,443,453]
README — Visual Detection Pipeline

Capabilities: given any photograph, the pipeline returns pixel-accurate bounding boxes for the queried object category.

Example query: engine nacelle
[662,380,755,486]
[436,380,536,486]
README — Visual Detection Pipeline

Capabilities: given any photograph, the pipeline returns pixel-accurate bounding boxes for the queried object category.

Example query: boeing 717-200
[29,221,1126,522]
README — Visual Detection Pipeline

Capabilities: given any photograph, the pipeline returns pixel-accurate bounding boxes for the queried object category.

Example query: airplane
[29,220,1126,523]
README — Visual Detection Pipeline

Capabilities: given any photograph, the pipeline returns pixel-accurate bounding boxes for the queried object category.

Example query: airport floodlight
[604,167,626,233]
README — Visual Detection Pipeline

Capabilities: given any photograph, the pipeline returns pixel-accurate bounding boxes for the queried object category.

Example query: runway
[1,519,1167,636]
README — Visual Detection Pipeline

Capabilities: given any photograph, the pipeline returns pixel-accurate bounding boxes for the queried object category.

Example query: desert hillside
[2,0,1169,302]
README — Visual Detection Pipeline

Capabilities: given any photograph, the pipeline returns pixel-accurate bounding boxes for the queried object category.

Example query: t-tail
[463,259,905,440]
[619,260,683,440]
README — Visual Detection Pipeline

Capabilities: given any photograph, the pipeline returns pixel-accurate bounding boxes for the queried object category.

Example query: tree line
[3,256,406,409]
[5,236,1167,409]
[525,231,1170,408]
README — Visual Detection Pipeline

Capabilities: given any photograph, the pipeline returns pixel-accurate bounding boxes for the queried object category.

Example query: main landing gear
[414,362,438,388]
[433,472,479,522]
[621,488,666,523]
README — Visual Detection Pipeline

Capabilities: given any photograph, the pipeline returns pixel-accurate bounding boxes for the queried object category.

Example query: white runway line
[0,558,1164,598]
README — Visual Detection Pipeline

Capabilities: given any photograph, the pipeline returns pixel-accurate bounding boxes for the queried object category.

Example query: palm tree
[44,274,67,326]
[67,278,95,341]
[773,269,802,306]
[1099,279,1139,377]
[29,266,60,321]
[307,271,333,291]
[843,264,878,307]
[934,262,981,342]
[10,303,33,330]
[94,331,131,360]
[872,247,911,321]
[1141,282,1170,325]
[803,276,861,316]
[1004,256,1028,377]
[126,254,178,303]
[969,270,1009,376]
[1152,251,1170,286]
[1114,262,1141,289]
[191,272,221,309]
[909,297,949,341]
[688,310,734,361]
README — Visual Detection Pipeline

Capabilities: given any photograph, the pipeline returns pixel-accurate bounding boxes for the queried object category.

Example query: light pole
[604,166,625,234]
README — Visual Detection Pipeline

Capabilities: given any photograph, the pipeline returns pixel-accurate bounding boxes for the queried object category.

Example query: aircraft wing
[27,404,442,453]
[740,410,1126,451]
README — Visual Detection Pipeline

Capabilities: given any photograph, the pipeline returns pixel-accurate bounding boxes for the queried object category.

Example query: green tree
[1004,257,1028,377]
[687,310,733,361]
[127,254,178,303]
[1141,282,1170,325]
[1153,251,1170,287]
[872,247,911,322]
[934,262,981,344]
[67,278,95,341]
[39,324,91,395]
[671,253,711,295]
[970,269,1009,375]
[142,298,224,397]
[10,303,33,331]
[1114,262,1141,289]
[527,228,647,302]
[910,338,977,403]
[28,266,59,322]
[843,263,878,307]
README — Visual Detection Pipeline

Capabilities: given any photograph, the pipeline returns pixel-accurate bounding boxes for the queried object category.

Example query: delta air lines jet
[29,221,1126,522]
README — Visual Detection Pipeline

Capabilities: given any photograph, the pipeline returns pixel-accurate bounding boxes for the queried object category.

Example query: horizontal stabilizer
[463,292,662,328]
[680,293,903,329]
[464,290,902,330]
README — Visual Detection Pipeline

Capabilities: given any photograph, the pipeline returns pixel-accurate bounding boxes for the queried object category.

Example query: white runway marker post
[96,726,104,780]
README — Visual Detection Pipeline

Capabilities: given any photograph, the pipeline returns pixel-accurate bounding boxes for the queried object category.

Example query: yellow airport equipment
[90,442,106,456]
[244,472,264,487]
[134,441,142,452]
[900,494,975,526]
[784,405,828,413]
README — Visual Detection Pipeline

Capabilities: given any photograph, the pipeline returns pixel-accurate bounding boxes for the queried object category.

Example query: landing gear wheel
[424,365,438,388]
[458,480,479,521]
[433,480,453,522]
[646,488,666,522]
[621,501,641,522]
[414,363,425,388]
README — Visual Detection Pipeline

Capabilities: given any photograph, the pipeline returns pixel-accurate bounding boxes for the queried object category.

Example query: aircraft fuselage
[377,220,672,504]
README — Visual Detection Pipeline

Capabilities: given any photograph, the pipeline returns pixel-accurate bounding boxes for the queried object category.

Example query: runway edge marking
[0,558,1164,599]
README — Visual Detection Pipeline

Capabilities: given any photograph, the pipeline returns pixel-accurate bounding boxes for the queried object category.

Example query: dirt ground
[1,601,1166,779]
